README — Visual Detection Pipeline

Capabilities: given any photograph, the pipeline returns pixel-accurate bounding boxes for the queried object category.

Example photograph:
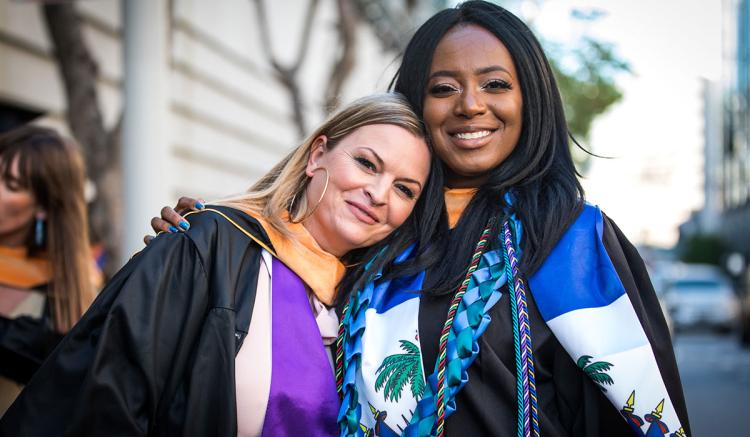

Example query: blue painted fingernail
[168,225,179,233]
[179,221,190,231]
[195,201,205,209]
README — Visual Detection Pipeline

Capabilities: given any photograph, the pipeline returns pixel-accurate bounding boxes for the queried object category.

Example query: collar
[444,187,478,229]
[0,245,51,289]
[239,209,345,306]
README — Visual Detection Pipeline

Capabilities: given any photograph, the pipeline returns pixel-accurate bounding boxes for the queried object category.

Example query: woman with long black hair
[337,3,689,436]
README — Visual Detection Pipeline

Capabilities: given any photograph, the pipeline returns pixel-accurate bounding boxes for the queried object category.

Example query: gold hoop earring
[289,167,329,224]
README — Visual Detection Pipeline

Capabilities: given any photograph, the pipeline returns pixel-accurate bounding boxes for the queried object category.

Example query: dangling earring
[289,167,329,224]
[35,216,45,247]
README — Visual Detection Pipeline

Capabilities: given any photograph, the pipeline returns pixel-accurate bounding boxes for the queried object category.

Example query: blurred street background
[1,0,749,434]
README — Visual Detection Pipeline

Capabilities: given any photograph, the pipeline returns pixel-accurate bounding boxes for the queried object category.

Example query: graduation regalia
[337,203,690,437]
[0,206,339,437]
[0,246,58,386]
[0,246,60,415]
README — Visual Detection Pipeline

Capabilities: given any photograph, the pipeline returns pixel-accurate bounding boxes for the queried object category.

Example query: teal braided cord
[434,218,495,437]
[503,220,540,437]
[503,231,525,437]
[405,227,508,437]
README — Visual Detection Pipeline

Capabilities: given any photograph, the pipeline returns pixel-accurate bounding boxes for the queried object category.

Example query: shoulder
[548,203,634,260]
[181,205,273,252]
[529,203,634,321]
[567,203,604,234]
[162,205,271,278]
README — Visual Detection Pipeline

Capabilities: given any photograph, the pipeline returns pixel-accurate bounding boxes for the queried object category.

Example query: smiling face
[301,124,430,257]
[423,24,523,188]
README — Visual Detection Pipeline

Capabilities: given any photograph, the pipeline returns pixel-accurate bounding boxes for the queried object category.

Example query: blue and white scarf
[338,204,686,437]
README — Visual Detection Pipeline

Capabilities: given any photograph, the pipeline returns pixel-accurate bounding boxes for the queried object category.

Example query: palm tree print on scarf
[577,355,615,392]
[374,340,425,402]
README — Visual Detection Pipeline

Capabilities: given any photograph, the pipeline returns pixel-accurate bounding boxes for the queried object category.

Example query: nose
[454,85,486,118]
[364,177,388,206]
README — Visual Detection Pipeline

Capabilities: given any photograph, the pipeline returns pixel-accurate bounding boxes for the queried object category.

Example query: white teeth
[454,130,492,140]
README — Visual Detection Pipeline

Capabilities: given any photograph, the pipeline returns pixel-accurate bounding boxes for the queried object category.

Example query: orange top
[238,210,345,306]
[445,187,478,229]
[0,245,51,289]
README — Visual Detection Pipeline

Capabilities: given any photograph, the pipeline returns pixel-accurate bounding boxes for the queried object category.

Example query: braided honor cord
[335,302,350,394]
[502,220,540,437]
[434,217,496,437]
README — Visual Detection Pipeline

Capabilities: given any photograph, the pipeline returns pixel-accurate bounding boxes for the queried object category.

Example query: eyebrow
[361,147,423,189]
[429,65,512,80]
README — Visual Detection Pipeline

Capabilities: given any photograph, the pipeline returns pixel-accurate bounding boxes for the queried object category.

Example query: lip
[345,200,380,225]
[446,125,498,150]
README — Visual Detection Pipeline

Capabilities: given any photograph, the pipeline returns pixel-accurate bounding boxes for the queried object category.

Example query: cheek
[0,192,34,216]
[423,98,451,131]
[385,198,415,230]
[432,140,462,169]
[499,97,523,126]
[0,194,35,232]
[327,160,361,192]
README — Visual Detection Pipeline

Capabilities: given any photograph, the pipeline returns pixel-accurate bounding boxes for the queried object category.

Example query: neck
[300,220,346,258]
[444,171,487,189]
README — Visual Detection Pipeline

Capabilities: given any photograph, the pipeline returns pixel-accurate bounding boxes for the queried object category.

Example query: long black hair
[390,1,585,294]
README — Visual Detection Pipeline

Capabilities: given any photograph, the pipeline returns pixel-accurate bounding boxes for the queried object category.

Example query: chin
[465,155,506,175]
[334,229,370,252]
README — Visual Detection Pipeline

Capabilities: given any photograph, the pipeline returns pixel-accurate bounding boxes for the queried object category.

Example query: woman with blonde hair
[1,93,443,436]
[0,125,96,413]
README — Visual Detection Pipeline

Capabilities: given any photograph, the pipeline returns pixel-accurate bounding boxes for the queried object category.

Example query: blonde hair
[218,93,426,237]
[0,126,95,332]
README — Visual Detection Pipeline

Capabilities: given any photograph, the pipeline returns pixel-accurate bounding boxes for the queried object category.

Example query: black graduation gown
[0,206,270,437]
[419,215,691,436]
[0,284,63,385]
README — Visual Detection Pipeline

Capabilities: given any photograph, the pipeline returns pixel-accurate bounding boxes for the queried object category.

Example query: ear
[306,135,328,177]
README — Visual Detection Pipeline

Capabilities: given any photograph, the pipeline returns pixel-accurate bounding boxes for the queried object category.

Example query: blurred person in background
[0,125,97,414]
[0,93,443,436]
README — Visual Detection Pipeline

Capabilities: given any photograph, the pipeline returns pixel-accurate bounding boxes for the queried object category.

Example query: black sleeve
[0,232,210,437]
[601,214,692,436]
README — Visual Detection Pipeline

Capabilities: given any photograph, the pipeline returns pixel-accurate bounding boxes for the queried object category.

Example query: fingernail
[195,201,205,209]
[179,221,190,231]
[168,225,179,233]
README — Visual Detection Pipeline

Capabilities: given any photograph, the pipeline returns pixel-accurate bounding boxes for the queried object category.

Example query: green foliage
[679,233,727,266]
[588,370,615,388]
[576,354,593,368]
[490,2,630,153]
[374,340,425,402]
[531,4,631,168]
[408,360,426,398]
[551,37,630,143]
[577,354,615,392]
[585,361,613,373]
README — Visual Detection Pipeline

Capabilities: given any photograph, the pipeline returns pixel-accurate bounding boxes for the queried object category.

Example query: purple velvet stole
[260,258,339,436]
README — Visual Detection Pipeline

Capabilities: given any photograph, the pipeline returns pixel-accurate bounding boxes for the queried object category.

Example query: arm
[0,232,210,437]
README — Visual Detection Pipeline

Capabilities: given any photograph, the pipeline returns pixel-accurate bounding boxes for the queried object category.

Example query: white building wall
[0,0,402,262]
